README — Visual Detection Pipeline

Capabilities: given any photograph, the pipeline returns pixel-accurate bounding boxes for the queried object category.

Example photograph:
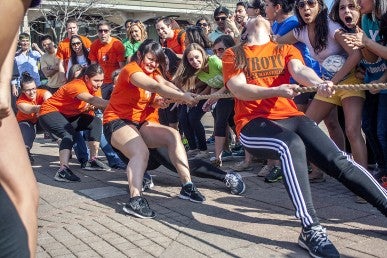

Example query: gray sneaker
[54,167,81,182]
[298,225,340,258]
[82,158,111,171]
[179,183,205,203]
[123,196,156,219]
[224,172,246,195]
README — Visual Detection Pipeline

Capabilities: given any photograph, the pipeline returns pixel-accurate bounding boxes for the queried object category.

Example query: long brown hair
[173,43,209,91]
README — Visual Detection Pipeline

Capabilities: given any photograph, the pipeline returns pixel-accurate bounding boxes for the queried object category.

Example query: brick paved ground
[32,114,386,258]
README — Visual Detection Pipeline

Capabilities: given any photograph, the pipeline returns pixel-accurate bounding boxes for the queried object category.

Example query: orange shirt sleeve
[222,48,242,89]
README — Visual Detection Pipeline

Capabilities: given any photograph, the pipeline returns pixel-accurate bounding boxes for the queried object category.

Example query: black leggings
[214,98,235,137]
[0,187,29,258]
[241,115,387,228]
[39,112,102,151]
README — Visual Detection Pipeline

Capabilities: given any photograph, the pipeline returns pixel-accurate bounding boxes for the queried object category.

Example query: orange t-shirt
[103,61,159,124]
[39,79,101,117]
[16,89,48,123]
[166,29,186,55]
[56,35,92,69]
[223,42,304,135]
[88,37,125,84]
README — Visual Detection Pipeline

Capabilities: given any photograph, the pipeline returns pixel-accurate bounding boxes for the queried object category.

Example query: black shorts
[103,119,161,170]
[294,92,316,105]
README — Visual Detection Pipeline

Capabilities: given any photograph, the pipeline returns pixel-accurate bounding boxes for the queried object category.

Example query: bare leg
[141,123,192,184]
[111,125,149,197]
[0,112,38,257]
[342,97,367,168]
[88,141,100,160]
[59,149,71,169]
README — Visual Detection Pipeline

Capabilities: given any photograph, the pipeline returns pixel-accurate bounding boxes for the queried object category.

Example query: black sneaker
[298,225,340,258]
[123,196,156,219]
[179,183,206,203]
[224,172,246,195]
[142,172,154,191]
[54,167,81,182]
[264,166,282,183]
[82,158,111,171]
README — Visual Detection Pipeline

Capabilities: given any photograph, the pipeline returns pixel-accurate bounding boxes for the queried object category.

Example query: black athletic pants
[240,115,387,228]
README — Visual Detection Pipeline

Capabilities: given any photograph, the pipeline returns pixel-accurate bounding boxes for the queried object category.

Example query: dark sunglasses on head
[215,16,227,21]
[98,29,110,33]
[197,22,208,27]
[71,41,82,46]
[297,0,317,9]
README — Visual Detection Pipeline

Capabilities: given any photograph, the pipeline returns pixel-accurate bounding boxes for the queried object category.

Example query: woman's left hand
[152,96,169,109]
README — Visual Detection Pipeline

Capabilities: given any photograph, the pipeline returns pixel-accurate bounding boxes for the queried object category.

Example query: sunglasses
[71,41,82,46]
[98,29,110,34]
[215,16,227,21]
[197,22,208,27]
[24,87,37,93]
[213,47,225,54]
[297,0,317,9]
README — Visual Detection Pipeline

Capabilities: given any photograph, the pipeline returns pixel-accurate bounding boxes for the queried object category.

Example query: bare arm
[17,103,40,114]
[331,30,362,84]
[131,72,196,105]
[276,30,298,45]
[57,59,67,83]
[226,71,299,101]
[288,59,324,86]
[76,92,109,110]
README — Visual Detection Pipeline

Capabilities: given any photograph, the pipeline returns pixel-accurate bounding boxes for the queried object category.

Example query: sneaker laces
[307,226,330,250]
[225,173,238,188]
[131,197,150,210]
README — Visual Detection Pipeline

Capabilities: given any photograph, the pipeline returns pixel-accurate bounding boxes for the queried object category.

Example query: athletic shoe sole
[298,239,321,258]
[122,206,156,219]
[178,194,204,203]
[54,175,78,182]
[82,167,111,171]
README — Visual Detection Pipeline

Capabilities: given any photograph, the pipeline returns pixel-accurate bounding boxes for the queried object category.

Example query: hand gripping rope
[193,83,387,100]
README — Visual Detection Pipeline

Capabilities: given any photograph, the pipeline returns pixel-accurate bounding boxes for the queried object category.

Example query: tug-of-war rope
[193,82,387,100]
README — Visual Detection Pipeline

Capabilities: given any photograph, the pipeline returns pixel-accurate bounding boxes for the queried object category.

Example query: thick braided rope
[194,83,387,100]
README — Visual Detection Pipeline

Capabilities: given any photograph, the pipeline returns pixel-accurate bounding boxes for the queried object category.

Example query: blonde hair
[129,21,147,43]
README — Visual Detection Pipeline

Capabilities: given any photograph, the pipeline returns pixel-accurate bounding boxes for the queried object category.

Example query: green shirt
[197,55,224,89]
[123,39,141,58]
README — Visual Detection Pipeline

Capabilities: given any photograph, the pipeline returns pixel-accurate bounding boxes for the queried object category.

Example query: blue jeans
[362,92,383,167]
[178,100,207,151]
[18,121,36,149]
[73,131,89,164]
[74,130,125,168]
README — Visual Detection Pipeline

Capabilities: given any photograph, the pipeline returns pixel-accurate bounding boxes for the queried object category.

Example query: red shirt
[166,29,186,55]
[16,89,48,123]
[88,37,125,84]
[223,42,304,135]
[103,61,159,124]
[39,79,101,117]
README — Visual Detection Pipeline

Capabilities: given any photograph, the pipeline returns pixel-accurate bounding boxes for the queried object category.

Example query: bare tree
[30,0,121,42]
